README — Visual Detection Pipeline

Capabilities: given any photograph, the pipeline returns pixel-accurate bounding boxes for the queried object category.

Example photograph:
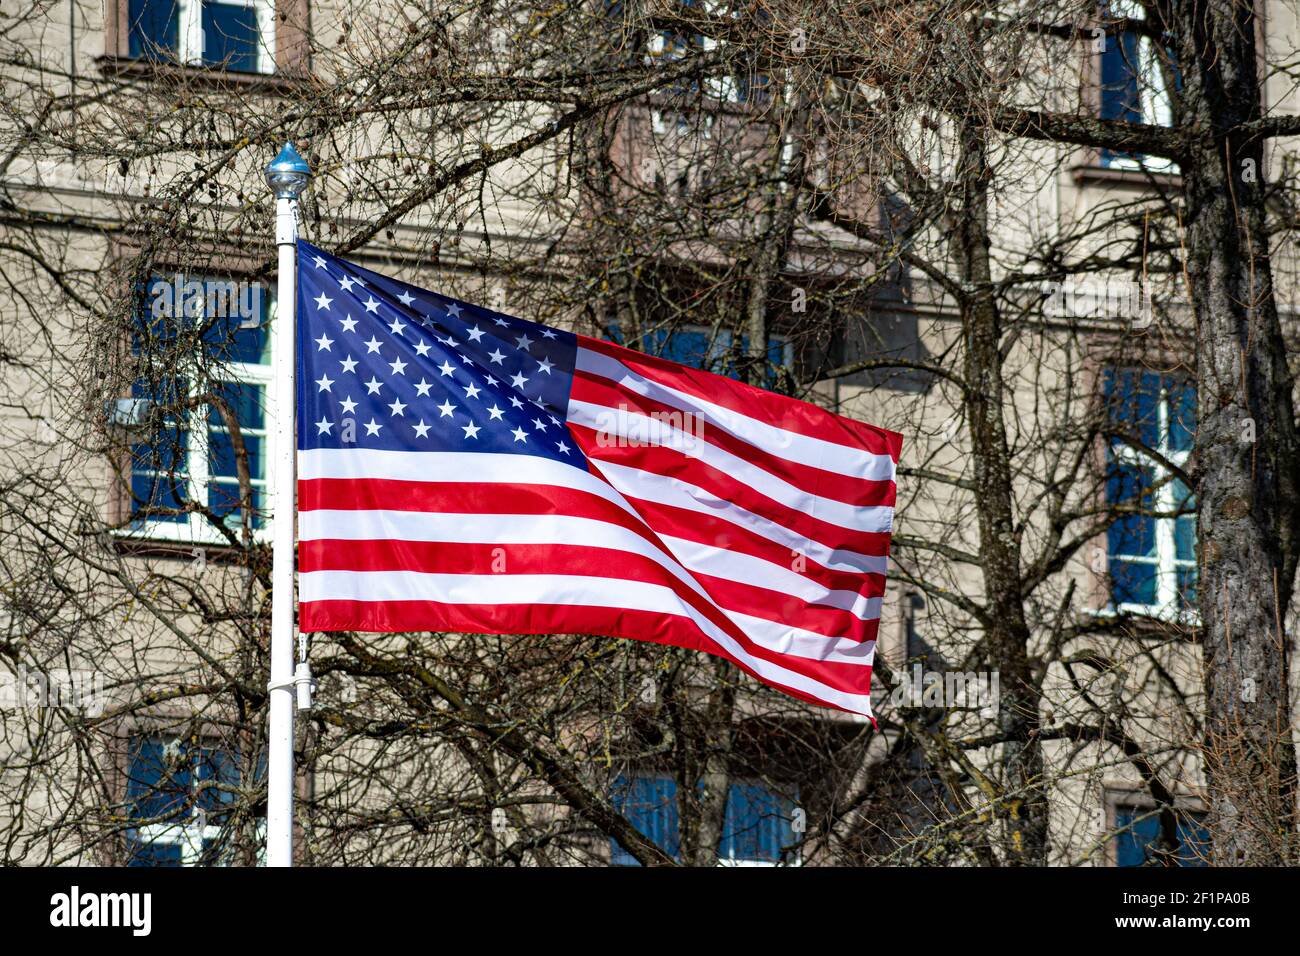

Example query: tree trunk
[1172,0,1300,865]
[953,113,1047,863]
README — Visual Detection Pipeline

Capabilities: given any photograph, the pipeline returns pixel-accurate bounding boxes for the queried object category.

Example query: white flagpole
[265,143,311,867]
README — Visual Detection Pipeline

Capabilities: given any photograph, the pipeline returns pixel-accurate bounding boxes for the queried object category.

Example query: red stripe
[578,334,903,460]
[299,599,873,713]
[570,370,897,506]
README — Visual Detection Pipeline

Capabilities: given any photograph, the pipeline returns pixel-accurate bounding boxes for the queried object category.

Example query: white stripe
[576,345,896,482]
[301,569,874,714]
[570,399,894,533]
[300,508,880,662]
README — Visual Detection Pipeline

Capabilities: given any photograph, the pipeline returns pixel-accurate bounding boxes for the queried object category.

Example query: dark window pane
[1174,479,1196,562]
[208,380,266,431]
[1112,558,1157,606]
[128,0,179,61]
[127,836,183,867]
[1101,30,1142,123]
[202,2,260,73]
[609,774,680,866]
[1107,462,1155,557]
[1115,807,1209,867]
[195,746,240,817]
[209,431,264,482]
[126,738,191,822]
[1105,368,1160,449]
[1168,379,1197,452]
[720,783,794,863]
[208,481,262,528]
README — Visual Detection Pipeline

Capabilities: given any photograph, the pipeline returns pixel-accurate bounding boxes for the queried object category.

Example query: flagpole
[265,143,311,867]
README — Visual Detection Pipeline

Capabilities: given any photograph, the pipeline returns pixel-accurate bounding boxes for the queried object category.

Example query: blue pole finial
[265,142,312,199]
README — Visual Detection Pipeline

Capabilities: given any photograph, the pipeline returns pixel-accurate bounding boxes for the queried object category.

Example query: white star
[493,317,509,327]
[365,376,383,395]
[541,327,558,339]
[467,325,485,343]
[532,417,548,431]
[389,318,407,336]
[340,355,358,374]
[516,333,534,351]
[414,341,431,357]
[487,404,505,421]
[340,275,358,293]
[316,416,333,435]
[510,372,528,390]
[511,427,528,443]
[340,315,358,333]
[486,375,500,388]
[389,357,408,376]
[438,360,456,377]
[314,292,333,311]
[436,400,456,418]
[462,422,482,440]
[388,398,407,417]
[508,395,524,409]
[556,440,571,454]
[315,374,334,393]
[464,382,482,400]
[315,333,334,352]
[413,420,431,438]
[365,336,383,354]
[446,302,462,319]
[437,335,458,349]
[313,255,327,269]
[414,378,433,397]
[549,415,560,426]
[398,290,415,307]
[487,348,506,365]
[363,296,380,314]
[364,419,382,436]
[536,356,554,375]
[339,396,358,414]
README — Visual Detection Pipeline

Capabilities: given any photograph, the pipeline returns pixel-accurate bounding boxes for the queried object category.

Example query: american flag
[295,241,901,718]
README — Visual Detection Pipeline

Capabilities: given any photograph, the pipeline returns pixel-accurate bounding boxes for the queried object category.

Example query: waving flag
[295,241,901,718]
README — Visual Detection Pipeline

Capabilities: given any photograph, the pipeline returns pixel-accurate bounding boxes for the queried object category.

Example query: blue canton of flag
[296,240,584,466]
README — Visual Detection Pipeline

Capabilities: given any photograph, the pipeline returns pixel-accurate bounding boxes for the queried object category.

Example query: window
[126,275,276,544]
[642,0,767,105]
[124,735,262,866]
[609,773,797,866]
[611,322,792,386]
[1104,368,1197,618]
[1113,802,1209,866]
[1099,1,1178,171]
[126,0,276,74]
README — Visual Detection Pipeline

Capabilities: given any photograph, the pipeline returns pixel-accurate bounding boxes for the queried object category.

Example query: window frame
[115,270,279,549]
[103,0,309,80]
[124,733,267,867]
[1103,369,1197,623]
[1103,786,1208,867]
